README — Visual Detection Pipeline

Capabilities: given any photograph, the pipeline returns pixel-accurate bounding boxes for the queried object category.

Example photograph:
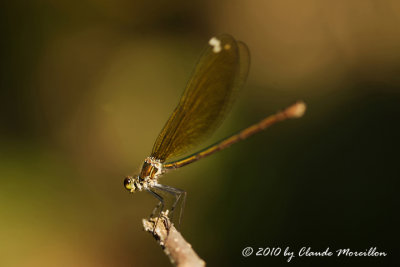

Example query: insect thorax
[139,157,164,182]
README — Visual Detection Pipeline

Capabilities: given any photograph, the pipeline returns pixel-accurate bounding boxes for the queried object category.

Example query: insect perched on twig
[124,34,306,226]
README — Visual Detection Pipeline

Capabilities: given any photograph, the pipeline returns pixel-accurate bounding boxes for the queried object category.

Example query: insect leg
[146,189,166,233]
[153,184,187,227]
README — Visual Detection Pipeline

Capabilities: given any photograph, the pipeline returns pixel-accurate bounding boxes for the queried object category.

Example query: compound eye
[124,177,133,190]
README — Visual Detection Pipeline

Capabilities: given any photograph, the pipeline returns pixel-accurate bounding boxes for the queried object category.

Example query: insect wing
[151,34,250,161]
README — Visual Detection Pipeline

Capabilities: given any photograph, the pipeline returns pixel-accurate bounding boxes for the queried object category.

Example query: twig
[143,213,206,267]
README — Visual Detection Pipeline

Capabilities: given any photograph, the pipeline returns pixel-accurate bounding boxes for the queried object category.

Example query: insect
[124,34,306,224]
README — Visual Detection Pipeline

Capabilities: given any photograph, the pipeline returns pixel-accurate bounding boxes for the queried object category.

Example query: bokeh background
[1,1,399,266]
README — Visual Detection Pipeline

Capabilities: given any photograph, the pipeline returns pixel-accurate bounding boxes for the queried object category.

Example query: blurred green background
[0,1,399,266]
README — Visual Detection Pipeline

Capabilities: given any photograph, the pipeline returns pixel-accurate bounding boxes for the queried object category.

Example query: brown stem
[143,214,206,267]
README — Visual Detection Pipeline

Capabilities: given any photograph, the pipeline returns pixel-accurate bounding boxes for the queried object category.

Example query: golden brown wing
[151,34,250,161]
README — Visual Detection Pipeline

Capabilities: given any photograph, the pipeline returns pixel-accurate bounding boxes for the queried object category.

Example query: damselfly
[124,34,306,224]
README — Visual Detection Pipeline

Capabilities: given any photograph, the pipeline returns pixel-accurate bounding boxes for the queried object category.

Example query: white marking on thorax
[145,156,164,179]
